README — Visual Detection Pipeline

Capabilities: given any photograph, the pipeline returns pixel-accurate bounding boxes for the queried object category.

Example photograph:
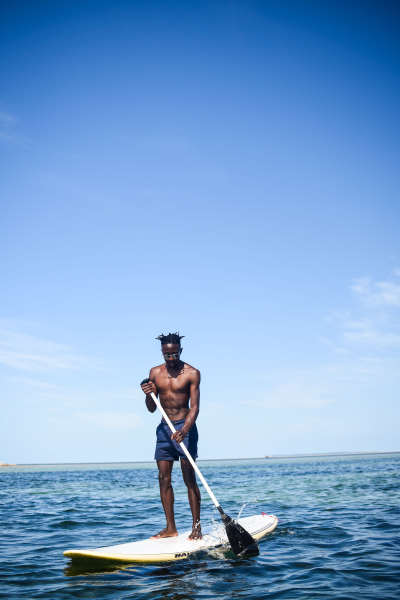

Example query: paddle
[140,378,259,557]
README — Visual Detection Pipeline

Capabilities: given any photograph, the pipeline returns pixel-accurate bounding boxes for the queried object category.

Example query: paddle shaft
[149,391,221,509]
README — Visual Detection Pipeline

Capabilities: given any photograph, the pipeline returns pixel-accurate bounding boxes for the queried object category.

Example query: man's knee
[181,467,196,488]
[184,478,198,490]
[158,472,172,488]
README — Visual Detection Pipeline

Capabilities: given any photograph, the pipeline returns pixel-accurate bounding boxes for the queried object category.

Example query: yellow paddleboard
[64,513,278,563]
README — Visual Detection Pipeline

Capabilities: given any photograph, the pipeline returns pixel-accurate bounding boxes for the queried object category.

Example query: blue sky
[1,0,399,462]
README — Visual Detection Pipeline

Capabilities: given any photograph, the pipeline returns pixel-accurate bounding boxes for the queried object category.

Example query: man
[141,332,202,540]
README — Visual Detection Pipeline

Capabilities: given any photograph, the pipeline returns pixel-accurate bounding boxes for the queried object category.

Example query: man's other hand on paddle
[171,429,187,444]
[141,380,157,395]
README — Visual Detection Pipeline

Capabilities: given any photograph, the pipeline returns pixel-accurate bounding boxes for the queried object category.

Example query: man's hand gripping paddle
[140,379,259,558]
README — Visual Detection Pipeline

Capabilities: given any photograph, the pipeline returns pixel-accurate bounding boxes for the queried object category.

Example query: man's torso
[150,362,198,420]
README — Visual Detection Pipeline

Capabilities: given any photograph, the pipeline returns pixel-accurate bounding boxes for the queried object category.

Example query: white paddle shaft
[150,392,220,509]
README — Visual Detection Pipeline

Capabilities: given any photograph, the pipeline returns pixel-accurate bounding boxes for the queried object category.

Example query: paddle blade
[219,510,259,557]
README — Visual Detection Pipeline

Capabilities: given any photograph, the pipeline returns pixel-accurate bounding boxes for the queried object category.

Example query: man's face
[162,343,182,366]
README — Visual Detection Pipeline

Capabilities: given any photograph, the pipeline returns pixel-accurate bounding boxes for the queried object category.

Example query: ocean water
[1,453,399,599]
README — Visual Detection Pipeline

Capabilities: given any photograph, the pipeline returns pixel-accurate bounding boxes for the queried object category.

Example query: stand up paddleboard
[64,513,278,563]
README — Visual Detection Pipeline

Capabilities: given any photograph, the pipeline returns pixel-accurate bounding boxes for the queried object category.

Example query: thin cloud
[261,379,334,409]
[75,411,142,430]
[241,372,336,409]
[241,355,400,413]
[334,272,400,351]
[343,319,400,348]
[270,272,400,412]
[0,111,17,126]
[0,326,90,372]
[0,109,31,147]
[6,375,58,390]
[352,276,400,307]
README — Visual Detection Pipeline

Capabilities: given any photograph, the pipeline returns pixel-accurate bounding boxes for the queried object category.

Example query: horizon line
[4,450,400,466]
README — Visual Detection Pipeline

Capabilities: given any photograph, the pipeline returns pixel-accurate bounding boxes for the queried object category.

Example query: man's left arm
[172,370,200,444]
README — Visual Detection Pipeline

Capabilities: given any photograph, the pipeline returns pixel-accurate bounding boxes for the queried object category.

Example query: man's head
[156,332,184,366]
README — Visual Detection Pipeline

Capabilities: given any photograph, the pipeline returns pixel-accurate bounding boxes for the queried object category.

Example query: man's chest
[156,373,190,394]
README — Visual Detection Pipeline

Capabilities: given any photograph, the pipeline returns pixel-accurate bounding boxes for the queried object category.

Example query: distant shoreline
[3,450,400,467]
[263,450,400,459]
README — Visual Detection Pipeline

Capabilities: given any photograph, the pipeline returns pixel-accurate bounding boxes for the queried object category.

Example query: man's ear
[180,347,183,353]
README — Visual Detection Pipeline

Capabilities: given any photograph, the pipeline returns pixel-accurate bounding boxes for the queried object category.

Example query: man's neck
[166,360,184,375]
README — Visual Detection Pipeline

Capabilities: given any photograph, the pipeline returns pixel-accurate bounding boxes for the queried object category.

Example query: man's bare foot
[188,522,202,540]
[151,528,178,539]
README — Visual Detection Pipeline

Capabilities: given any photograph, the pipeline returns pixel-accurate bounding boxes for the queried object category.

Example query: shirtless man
[141,332,202,540]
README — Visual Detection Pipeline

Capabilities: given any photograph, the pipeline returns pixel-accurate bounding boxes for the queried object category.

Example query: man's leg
[152,460,178,538]
[180,458,202,539]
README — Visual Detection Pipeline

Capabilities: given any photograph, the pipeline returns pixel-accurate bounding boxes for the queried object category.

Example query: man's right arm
[141,368,158,413]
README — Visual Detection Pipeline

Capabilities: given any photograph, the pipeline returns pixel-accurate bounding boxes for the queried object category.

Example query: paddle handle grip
[148,391,221,510]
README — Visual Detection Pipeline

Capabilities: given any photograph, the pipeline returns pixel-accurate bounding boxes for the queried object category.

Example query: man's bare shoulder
[183,362,199,373]
[183,363,200,381]
[149,364,166,377]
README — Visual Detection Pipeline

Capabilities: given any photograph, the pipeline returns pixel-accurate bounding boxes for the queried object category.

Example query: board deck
[64,513,278,563]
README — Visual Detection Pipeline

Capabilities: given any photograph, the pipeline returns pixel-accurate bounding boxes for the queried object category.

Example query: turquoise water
[1,454,399,599]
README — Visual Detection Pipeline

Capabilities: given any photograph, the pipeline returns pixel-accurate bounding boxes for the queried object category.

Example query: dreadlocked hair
[156,332,185,346]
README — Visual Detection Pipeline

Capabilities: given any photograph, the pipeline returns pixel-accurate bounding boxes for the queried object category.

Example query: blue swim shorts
[154,419,198,461]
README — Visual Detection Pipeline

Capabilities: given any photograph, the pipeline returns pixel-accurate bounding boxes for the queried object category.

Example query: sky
[1,0,399,463]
